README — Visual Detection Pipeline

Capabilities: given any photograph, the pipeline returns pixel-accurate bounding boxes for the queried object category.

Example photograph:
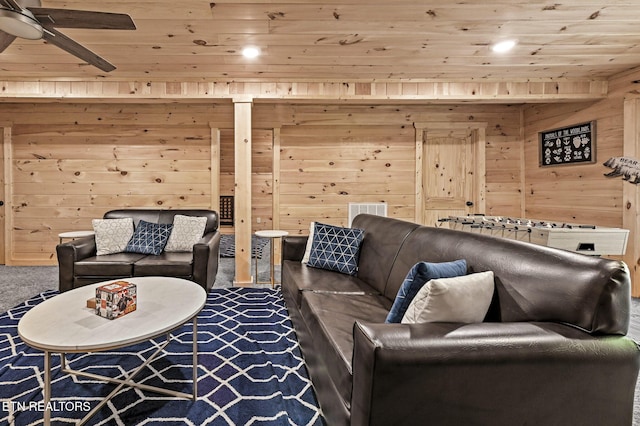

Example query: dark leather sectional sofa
[56,209,220,293]
[281,214,640,426]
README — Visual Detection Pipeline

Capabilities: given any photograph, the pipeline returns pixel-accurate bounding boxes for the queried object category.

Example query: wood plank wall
[0,101,522,264]
[0,103,224,264]
[523,69,640,295]
[220,128,274,233]
[279,124,415,233]
[522,69,640,228]
[523,100,623,227]
[255,103,524,235]
[0,127,5,264]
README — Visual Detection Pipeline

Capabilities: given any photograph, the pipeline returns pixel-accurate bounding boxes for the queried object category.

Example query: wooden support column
[623,96,640,297]
[0,126,6,264]
[233,98,253,286]
[272,128,282,265]
[475,125,487,215]
[2,125,11,265]
[414,124,424,224]
[518,108,527,217]
[210,125,220,215]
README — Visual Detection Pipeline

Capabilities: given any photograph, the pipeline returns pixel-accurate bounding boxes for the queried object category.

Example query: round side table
[58,230,95,244]
[254,230,289,287]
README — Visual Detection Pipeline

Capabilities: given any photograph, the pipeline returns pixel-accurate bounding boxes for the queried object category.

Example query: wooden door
[418,124,486,227]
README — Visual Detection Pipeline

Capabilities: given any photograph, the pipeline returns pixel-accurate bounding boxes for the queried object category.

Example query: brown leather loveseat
[57,209,220,293]
[281,214,640,426]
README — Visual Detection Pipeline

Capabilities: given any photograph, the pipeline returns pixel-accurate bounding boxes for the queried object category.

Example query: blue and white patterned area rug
[0,288,324,425]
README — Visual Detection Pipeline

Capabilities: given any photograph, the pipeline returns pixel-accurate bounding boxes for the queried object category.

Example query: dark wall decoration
[603,156,640,184]
[539,121,596,166]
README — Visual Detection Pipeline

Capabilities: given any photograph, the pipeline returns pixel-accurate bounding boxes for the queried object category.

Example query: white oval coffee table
[18,276,207,426]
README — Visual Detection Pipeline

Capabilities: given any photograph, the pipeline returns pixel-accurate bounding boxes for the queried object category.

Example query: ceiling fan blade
[42,27,115,72]
[0,31,16,52]
[29,8,135,30]
[1,0,23,11]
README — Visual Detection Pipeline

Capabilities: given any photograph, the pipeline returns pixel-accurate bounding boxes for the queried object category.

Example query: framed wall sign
[539,121,596,167]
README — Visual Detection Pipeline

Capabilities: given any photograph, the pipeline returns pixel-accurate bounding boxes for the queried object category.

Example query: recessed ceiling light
[242,46,261,59]
[491,40,517,53]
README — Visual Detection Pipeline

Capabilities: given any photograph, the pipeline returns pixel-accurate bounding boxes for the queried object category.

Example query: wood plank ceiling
[0,0,639,81]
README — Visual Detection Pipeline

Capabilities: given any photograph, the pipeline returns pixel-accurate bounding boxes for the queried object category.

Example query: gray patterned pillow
[301,221,316,264]
[164,215,208,252]
[92,218,134,255]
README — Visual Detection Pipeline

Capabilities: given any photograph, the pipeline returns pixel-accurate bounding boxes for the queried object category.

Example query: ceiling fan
[0,0,135,72]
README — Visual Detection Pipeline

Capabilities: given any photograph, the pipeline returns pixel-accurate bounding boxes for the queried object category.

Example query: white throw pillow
[92,218,134,256]
[301,221,316,264]
[164,215,208,252]
[401,271,494,324]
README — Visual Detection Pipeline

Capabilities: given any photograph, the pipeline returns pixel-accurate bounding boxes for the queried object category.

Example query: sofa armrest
[351,321,640,426]
[56,236,97,293]
[282,236,308,262]
[192,231,221,292]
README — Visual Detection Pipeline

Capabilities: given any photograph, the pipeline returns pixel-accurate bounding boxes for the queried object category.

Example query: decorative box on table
[95,281,137,320]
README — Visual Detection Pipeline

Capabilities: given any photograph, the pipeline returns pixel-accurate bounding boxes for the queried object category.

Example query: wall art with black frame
[539,121,596,167]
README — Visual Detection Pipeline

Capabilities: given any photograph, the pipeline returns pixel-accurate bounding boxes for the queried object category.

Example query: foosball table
[439,215,629,256]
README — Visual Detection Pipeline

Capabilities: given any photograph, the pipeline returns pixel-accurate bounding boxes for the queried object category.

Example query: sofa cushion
[74,252,147,276]
[385,259,468,323]
[125,220,173,255]
[388,225,631,334]
[133,252,194,277]
[164,215,207,252]
[402,271,495,324]
[92,217,134,255]
[350,214,421,299]
[300,291,389,410]
[282,260,380,309]
[307,222,364,275]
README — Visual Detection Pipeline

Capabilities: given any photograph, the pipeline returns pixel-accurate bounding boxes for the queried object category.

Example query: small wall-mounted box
[95,281,137,320]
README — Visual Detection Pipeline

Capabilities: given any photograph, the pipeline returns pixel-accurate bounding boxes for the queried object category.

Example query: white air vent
[348,202,388,226]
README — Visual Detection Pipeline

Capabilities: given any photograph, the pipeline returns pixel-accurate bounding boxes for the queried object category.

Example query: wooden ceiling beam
[0,79,607,103]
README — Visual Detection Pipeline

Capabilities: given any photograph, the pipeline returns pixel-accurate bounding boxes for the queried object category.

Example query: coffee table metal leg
[43,350,51,426]
[52,317,199,424]
[192,316,198,400]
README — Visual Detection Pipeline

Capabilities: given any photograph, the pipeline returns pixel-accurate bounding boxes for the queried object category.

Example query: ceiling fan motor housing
[0,8,43,39]
[0,0,135,72]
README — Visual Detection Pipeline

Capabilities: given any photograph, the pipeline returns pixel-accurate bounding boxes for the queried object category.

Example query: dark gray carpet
[219,234,270,258]
[0,263,638,423]
[0,254,278,314]
[0,265,59,314]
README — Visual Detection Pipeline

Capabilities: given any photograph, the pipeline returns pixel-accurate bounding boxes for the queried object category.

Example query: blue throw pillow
[125,220,173,255]
[307,222,365,276]
[385,259,468,323]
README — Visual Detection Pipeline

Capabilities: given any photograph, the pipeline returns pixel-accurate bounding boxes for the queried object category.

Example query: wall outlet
[256,217,261,223]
